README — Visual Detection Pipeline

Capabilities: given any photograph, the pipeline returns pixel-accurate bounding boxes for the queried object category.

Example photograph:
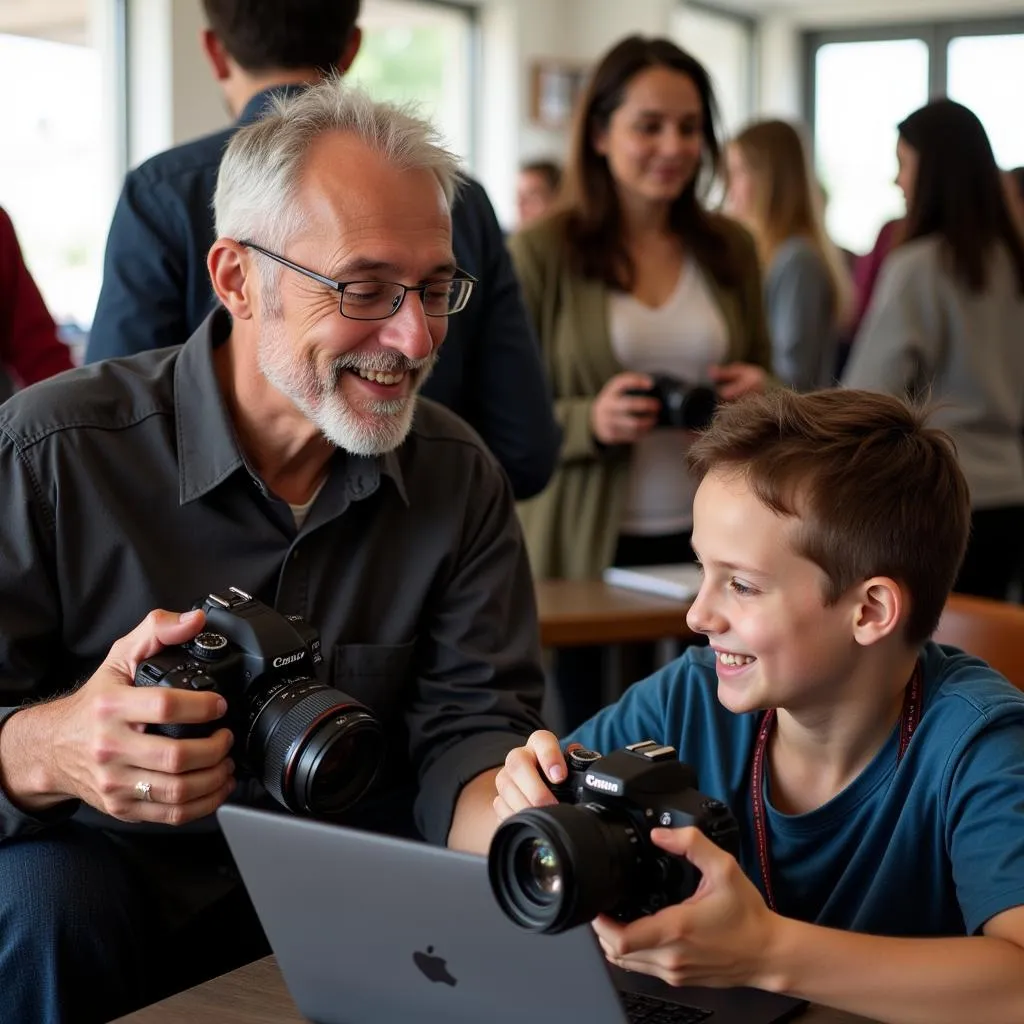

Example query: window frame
[358,0,480,169]
[803,16,1024,141]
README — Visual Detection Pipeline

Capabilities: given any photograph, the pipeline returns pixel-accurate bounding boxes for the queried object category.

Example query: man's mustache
[327,350,437,385]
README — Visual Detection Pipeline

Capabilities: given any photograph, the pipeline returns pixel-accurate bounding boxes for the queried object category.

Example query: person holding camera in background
[487,387,1024,1024]
[0,80,545,1024]
[508,36,771,731]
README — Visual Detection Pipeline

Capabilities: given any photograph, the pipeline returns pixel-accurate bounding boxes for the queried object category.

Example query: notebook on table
[603,563,703,601]
[218,805,806,1024]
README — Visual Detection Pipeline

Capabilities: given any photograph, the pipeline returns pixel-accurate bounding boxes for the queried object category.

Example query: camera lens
[247,681,383,818]
[516,838,563,899]
[487,803,640,934]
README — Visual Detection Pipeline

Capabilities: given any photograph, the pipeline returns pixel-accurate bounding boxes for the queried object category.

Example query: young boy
[493,388,1024,1023]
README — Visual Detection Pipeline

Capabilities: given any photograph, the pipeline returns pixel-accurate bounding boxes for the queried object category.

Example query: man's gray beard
[257,318,436,456]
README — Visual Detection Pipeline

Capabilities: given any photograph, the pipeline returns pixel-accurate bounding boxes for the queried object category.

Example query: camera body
[627,374,718,431]
[134,587,383,819]
[488,740,739,933]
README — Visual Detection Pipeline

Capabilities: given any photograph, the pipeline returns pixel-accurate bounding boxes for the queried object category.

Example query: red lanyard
[749,662,923,913]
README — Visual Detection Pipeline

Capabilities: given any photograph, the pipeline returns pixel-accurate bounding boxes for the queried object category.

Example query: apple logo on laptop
[413,945,457,987]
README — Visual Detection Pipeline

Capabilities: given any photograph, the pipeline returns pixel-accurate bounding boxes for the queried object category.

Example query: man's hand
[0,608,236,826]
[492,729,566,821]
[593,826,779,990]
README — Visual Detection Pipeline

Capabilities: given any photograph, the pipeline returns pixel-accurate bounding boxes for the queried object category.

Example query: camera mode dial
[565,747,601,771]
[189,632,230,660]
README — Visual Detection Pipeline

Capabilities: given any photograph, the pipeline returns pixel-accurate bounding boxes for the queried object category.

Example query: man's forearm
[446,768,500,855]
[0,704,64,811]
[760,917,1024,1024]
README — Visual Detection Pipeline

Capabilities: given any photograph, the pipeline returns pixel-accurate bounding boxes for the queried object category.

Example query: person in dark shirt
[86,0,560,501]
[0,79,545,1024]
[0,205,74,401]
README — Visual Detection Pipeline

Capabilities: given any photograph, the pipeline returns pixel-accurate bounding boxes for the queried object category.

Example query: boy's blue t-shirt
[563,642,1024,937]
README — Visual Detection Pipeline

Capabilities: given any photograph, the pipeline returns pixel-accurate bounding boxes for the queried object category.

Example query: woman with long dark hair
[844,98,1024,599]
[508,36,771,726]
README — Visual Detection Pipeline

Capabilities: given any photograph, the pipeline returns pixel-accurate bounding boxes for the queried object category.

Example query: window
[0,0,125,335]
[806,18,1024,255]
[811,38,928,254]
[947,32,1024,169]
[348,0,475,165]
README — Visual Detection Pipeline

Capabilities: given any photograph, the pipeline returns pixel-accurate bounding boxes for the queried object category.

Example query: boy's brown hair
[687,389,970,645]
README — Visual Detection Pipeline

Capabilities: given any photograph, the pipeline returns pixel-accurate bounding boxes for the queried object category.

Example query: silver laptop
[218,805,806,1024]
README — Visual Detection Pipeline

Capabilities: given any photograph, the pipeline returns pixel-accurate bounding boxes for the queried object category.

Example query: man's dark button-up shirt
[0,309,546,845]
[86,86,561,500]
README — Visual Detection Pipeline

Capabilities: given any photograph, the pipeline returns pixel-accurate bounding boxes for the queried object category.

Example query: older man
[0,80,544,1023]
[87,0,560,502]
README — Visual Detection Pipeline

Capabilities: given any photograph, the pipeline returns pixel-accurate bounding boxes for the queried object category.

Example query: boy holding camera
[492,388,1024,1023]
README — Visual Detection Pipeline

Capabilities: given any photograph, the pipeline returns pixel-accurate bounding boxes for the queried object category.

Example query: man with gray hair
[0,79,545,1023]
[88,0,561,503]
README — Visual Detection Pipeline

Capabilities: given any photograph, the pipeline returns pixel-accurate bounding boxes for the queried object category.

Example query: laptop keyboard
[621,991,713,1023]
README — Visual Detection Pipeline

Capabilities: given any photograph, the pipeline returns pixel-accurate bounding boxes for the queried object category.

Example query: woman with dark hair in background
[726,118,852,390]
[508,35,771,727]
[844,98,1024,600]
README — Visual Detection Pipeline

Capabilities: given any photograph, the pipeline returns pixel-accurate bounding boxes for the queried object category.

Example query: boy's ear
[851,576,905,646]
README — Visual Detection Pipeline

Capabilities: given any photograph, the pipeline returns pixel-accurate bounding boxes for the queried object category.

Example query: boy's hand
[592,826,779,990]
[493,729,566,820]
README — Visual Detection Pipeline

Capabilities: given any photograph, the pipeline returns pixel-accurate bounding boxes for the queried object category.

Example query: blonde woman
[726,119,852,390]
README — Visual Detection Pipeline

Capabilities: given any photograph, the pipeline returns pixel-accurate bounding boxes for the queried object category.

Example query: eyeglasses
[240,241,476,320]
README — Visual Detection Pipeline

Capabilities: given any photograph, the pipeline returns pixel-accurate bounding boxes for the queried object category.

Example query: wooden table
[113,955,880,1024]
[535,579,694,647]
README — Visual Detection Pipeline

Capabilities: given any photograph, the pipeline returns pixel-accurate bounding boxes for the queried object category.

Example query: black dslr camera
[134,587,383,819]
[487,740,739,934]
[627,374,718,431]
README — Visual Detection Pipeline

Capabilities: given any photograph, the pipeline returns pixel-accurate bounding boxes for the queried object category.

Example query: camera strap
[749,660,923,913]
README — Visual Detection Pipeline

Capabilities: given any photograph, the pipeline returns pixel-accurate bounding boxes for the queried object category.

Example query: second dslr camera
[134,587,383,820]
[627,374,718,432]
[488,740,739,934]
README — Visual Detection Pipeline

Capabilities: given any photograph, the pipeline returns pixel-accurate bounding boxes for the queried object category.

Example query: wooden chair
[933,593,1024,690]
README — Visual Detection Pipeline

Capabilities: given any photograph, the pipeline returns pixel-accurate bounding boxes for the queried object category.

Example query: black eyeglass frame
[240,240,477,320]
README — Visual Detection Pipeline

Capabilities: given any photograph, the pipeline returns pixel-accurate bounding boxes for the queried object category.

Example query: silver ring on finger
[134,780,154,802]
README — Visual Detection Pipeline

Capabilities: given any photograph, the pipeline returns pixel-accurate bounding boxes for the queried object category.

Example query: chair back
[933,593,1024,691]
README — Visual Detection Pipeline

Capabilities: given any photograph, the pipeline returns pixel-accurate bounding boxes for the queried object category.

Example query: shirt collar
[236,83,311,127]
[174,308,410,508]
[175,308,246,505]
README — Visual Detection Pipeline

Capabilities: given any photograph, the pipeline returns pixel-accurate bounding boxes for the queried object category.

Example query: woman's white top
[609,258,728,536]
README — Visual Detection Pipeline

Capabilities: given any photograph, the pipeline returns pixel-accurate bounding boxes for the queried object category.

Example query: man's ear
[208,239,255,320]
[201,29,232,82]
[336,27,362,74]
[851,576,905,647]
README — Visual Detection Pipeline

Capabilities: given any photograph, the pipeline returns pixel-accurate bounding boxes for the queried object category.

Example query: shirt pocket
[328,639,417,721]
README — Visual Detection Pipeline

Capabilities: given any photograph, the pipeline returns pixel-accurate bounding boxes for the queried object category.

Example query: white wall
[125,0,227,168]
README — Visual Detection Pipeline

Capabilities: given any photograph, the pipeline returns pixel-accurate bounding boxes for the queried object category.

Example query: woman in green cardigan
[508,36,771,727]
